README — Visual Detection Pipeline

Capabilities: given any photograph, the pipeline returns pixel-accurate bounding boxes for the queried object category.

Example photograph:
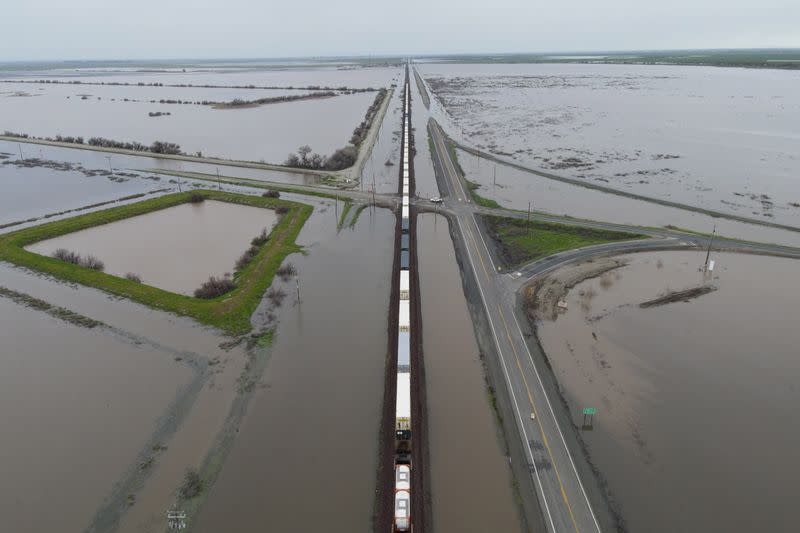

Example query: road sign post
[582,407,596,428]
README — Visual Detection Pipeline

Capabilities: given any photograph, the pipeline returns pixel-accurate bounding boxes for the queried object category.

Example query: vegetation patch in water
[0,286,105,328]
[0,190,312,335]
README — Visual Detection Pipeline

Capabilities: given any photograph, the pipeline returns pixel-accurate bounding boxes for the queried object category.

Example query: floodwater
[27,200,278,295]
[0,139,322,186]
[360,82,403,193]
[1,86,376,163]
[417,213,522,532]
[0,154,164,227]
[194,205,394,533]
[536,251,800,533]
[457,147,800,248]
[4,64,401,90]
[417,63,800,227]
[410,78,443,200]
[0,296,192,533]
[0,81,312,105]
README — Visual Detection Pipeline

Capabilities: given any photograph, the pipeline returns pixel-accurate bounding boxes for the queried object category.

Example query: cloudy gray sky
[3,0,799,60]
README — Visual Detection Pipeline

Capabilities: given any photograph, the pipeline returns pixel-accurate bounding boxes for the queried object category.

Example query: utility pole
[18,144,23,161]
[704,224,716,272]
[177,178,182,193]
[527,201,532,236]
[105,156,113,176]
[216,168,222,190]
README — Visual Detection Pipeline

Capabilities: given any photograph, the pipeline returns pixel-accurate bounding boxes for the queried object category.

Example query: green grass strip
[465,178,502,209]
[483,214,647,268]
[0,190,312,335]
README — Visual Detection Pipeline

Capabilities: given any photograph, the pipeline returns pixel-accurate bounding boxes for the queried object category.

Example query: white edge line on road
[467,211,603,532]
[509,309,603,533]
[454,214,558,533]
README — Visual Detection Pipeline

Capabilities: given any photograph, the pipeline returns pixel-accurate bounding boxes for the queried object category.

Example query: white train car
[394,490,411,532]
[394,68,414,533]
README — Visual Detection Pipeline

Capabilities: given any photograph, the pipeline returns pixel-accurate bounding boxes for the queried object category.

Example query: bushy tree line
[350,88,388,146]
[284,144,358,171]
[2,130,181,155]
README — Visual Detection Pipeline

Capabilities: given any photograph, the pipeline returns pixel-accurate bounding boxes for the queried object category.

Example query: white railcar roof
[400,271,410,291]
[396,373,411,418]
[398,300,410,328]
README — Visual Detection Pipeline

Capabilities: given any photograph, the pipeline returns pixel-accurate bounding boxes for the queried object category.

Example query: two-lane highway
[428,116,604,533]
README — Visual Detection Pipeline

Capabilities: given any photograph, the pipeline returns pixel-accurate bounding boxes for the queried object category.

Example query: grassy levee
[0,190,312,335]
[465,179,501,209]
[483,214,647,268]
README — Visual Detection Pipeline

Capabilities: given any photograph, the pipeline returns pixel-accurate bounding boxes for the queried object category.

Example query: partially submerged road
[424,114,800,533]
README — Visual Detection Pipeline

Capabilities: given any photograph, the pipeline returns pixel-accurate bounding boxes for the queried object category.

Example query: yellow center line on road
[497,304,581,533]
[465,225,491,282]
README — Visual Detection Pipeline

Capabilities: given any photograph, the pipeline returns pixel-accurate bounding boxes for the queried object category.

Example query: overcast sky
[3,0,799,61]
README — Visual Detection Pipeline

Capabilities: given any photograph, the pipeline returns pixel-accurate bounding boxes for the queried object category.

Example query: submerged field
[0,292,194,532]
[1,64,402,164]
[418,63,800,227]
[534,251,800,532]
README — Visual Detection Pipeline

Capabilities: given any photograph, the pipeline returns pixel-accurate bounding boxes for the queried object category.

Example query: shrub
[261,190,280,199]
[52,248,81,264]
[189,192,205,203]
[235,245,260,271]
[150,140,182,155]
[276,262,297,281]
[194,274,236,299]
[82,255,105,271]
[275,205,289,216]
[325,145,357,170]
[125,273,142,283]
[179,469,203,500]
[250,228,269,246]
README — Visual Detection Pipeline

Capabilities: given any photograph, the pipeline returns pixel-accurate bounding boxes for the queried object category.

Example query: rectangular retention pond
[26,199,278,295]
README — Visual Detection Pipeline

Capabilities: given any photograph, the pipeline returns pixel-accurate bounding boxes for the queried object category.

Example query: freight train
[394,68,413,533]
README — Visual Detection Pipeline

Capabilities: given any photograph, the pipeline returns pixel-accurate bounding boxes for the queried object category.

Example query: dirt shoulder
[524,258,627,321]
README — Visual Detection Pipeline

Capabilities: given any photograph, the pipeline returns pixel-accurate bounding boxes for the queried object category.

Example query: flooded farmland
[417,213,523,533]
[1,88,377,163]
[417,63,800,227]
[194,205,394,532]
[5,64,401,91]
[27,199,278,294]
[0,296,193,533]
[457,147,800,248]
[535,250,800,533]
[0,153,165,228]
[0,139,322,187]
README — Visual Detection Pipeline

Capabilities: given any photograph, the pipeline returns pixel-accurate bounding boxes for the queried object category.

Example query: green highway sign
[582,408,597,415]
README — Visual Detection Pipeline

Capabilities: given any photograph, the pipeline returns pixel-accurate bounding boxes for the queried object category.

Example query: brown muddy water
[418,63,800,227]
[457,147,800,248]
[194,206,394,533]
[0,296,192,533]
[27,200,277,295]
[417,213,522,532]
[536,250,800,532]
